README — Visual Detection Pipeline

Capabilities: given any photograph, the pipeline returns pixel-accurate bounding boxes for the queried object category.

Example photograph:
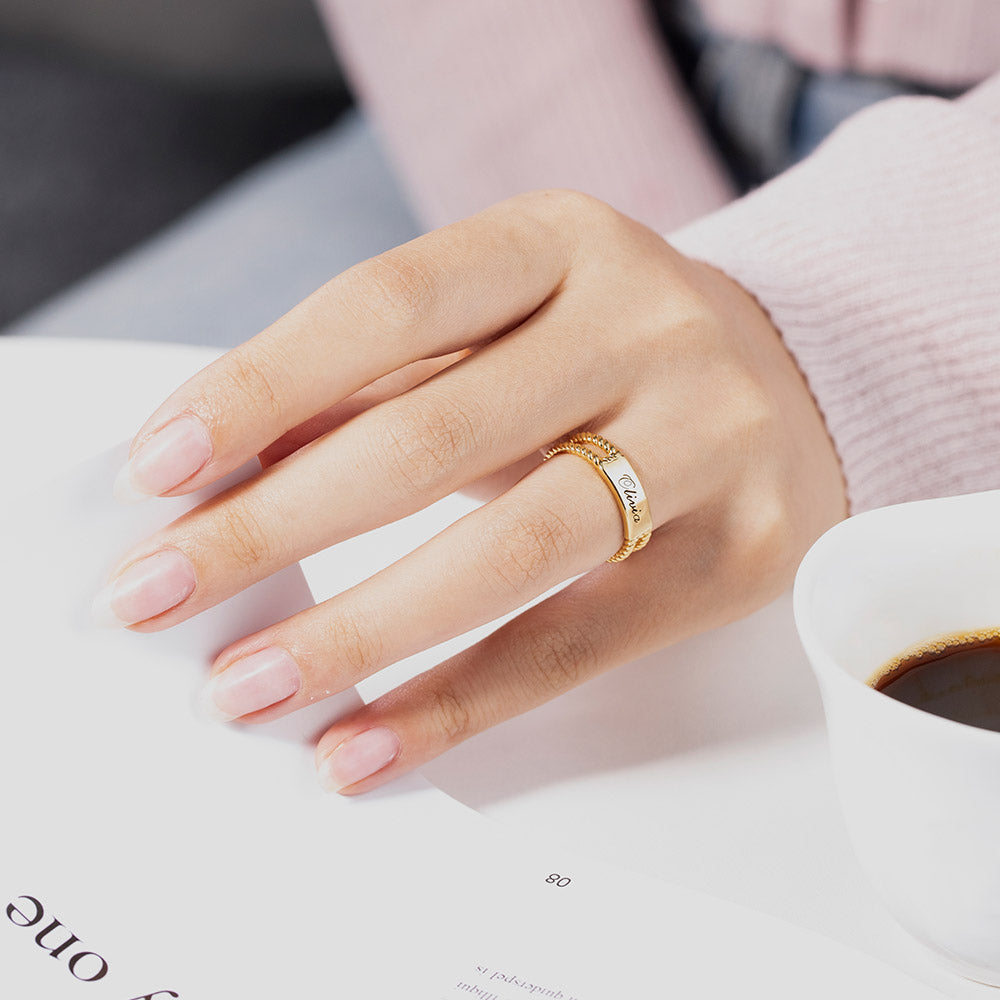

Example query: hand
[98,190,847,793]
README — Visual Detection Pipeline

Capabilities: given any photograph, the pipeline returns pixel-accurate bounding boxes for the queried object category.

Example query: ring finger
[195,418,689,726]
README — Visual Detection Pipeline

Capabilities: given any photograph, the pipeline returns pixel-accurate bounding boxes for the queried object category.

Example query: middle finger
[95,302,628,630]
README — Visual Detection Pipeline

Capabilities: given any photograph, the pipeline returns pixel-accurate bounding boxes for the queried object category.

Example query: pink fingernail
[196,647,301,722]
[115,414,212,502]
[91,549,196,626]
[318,727,401,791]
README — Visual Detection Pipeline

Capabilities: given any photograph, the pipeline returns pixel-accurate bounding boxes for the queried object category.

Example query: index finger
[117,190,582,501]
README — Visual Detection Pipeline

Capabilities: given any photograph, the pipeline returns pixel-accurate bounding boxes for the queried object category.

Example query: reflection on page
[0,448,945,997]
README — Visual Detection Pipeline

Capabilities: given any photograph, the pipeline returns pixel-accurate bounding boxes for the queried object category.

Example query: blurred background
[0,0,355,330]
[0,1,966,348]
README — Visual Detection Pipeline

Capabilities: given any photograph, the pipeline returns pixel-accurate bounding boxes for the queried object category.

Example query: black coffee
[869,630,1000,731]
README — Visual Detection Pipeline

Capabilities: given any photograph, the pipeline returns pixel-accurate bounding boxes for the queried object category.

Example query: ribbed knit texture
[698,0,1000,85]
[317,0,735,231]
[671,74,1000,513]
[853,0,1000,86]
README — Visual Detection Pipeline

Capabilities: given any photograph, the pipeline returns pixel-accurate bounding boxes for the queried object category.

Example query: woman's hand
[96,190,846,793]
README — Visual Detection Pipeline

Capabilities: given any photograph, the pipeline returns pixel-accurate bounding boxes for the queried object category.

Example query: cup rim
[793,500,1000,747]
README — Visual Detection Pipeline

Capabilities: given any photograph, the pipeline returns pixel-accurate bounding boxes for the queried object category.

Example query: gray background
[0,0,357,329]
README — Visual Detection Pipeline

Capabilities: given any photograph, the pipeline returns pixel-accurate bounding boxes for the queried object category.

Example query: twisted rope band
[543,433,653,562]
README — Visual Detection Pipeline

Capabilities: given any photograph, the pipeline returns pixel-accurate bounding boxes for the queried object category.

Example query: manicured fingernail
[115,414,212,502]
[91,549,196,626]
[318,727,401,792]
[196,647,301,722]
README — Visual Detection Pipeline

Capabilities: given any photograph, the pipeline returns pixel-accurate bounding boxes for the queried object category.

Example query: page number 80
[545,873,572,887]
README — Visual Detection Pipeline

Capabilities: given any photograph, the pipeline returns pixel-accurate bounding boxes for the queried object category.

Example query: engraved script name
[617,476,642,523]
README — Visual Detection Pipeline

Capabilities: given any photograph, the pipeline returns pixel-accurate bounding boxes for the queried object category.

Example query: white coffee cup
[794,489,1000,986]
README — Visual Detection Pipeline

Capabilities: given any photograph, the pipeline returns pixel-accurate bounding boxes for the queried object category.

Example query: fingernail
[92,549,196,626]
[196,647,301,722]
[318,727,401,792]
[115,414,212,502]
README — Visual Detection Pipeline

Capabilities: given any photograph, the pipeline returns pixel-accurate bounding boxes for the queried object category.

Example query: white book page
[0,448,945,998]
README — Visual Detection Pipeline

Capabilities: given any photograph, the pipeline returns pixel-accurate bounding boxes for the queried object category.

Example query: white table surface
[2,336,991,996]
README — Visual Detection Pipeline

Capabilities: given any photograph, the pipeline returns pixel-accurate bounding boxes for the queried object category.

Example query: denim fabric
[789,70,950,163]
[654,0,963,189]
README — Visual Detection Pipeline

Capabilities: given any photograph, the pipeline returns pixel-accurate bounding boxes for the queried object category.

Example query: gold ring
[543,433,653,562]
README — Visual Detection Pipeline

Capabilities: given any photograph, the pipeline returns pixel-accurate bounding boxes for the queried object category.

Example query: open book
[0,448,945,997]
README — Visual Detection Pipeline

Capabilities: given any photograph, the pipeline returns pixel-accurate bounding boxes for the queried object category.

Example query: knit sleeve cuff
[668,79,1000,513]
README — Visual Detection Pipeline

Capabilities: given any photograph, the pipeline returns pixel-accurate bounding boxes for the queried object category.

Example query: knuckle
[347,250,438,332]
[736,490,798,585]
[520,619,600,696]
[517,187,607,222]
[220,346,287,423]
[427,684,475,746]
[514,188,620,252]
[730,364,775,425]
[320,611,385,679]
[477,505,575,598]
[374,395,477,495]
[674,294,721,343]
[214,498,275,571]
[647,287,720,356]
[724,370,781,460]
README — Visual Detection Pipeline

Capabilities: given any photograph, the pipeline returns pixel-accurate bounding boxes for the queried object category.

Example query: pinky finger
[314,523,711,795]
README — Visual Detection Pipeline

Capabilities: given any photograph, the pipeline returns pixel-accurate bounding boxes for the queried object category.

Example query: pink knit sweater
[317,1,1000,514]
